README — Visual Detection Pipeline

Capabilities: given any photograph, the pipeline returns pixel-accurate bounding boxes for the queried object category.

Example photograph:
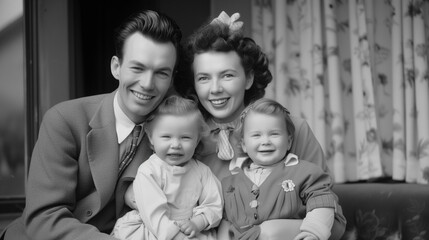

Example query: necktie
[212,124,235,161]
[118,125,142,176]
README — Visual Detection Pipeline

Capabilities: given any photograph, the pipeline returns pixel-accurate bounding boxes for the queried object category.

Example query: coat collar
[86,91,153,215]
[87,91,118,208]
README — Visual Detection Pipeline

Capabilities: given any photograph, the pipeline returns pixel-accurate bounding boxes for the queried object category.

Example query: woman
[175,15,329,179]
[174,14,345,240]
[126,13,346,240]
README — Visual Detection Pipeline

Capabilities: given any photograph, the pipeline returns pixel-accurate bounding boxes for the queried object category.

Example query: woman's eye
[197,76,209,81]
[223,74,234,79]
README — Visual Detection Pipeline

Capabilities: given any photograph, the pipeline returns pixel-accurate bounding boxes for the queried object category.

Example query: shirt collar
[229,157,248,174]
[229,153,299,174]
[114,92,139,144]
[284,153,299,166]
[152,154,192,175]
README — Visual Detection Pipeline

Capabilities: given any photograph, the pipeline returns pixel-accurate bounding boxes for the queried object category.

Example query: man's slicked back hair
[114,9,182,64]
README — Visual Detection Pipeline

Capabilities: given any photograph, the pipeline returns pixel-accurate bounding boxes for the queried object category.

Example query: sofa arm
[332,183,429,240]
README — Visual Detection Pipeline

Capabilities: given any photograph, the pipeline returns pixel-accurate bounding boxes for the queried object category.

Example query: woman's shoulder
[289,115,308,129]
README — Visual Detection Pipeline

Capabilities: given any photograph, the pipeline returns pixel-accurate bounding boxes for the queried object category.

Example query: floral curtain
[250,0,429,184]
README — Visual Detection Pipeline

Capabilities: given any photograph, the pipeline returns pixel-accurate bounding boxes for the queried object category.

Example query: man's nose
[138,71,155,90]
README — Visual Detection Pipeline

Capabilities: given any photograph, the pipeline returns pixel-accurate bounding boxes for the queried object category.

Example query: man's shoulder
[48,93,111,115]
[53,93,111,110]
[41,92,114,126]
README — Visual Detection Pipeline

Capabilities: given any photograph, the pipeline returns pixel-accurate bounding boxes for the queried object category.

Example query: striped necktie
[212,123,235,161]
[118,125,142,176]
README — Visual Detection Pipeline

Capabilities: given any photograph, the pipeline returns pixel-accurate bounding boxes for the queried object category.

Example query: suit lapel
[87,92,119,208]
[85,91,154,216]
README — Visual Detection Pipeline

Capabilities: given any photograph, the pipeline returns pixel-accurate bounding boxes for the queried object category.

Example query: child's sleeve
[193,162,224,229]
[300,208,335,240]
[299,162,338,240]
[300,163,337,211]
[134,165,181,240]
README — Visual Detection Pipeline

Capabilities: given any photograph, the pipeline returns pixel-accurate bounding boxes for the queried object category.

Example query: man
[1,9,181,240]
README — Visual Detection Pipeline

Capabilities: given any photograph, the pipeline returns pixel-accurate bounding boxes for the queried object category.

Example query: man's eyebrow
[195,69,237,75]
[157,66,173,73]
[129,60,173,72]
[129,60,146,67]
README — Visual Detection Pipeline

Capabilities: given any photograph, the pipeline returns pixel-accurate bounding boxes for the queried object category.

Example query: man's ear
[111,56,120,80]
[245,72,254,90]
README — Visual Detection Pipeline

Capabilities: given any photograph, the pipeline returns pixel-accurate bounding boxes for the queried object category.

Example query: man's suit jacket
[2,91,152,240]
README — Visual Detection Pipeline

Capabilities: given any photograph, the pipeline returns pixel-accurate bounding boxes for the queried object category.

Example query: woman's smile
[209,98,229,107]
[193,51,253,122]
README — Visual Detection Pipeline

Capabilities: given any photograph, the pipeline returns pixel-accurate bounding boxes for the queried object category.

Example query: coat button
[86,210,93,217]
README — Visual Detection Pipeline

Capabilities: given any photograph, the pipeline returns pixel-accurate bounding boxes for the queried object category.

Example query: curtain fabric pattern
[250,0,429,184]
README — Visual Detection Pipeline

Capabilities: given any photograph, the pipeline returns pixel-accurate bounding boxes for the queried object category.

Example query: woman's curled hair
[175,22,272,110]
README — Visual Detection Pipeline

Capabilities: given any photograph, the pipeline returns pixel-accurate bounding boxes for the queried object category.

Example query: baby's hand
[293,231,318,240]
[176,219,199,238]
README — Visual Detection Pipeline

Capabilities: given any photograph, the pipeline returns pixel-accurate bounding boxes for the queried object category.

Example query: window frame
[0,0,72,217]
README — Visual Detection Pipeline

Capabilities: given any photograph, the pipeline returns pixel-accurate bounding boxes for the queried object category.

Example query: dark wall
[73,0,210,97]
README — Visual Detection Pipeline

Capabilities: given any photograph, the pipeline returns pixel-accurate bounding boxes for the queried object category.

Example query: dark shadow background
[74,0,210,97]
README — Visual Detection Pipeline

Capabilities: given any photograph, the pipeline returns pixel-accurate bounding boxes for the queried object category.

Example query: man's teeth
[133,91,152,100]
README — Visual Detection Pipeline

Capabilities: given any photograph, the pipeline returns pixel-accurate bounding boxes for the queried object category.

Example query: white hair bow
[211,11,243,33]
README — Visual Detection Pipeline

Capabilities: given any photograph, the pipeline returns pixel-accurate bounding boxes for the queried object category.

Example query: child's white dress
[111,154,223,240]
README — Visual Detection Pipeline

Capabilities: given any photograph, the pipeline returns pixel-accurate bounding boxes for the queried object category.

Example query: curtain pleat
[249,0,429,184]
[324,0,346,183]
